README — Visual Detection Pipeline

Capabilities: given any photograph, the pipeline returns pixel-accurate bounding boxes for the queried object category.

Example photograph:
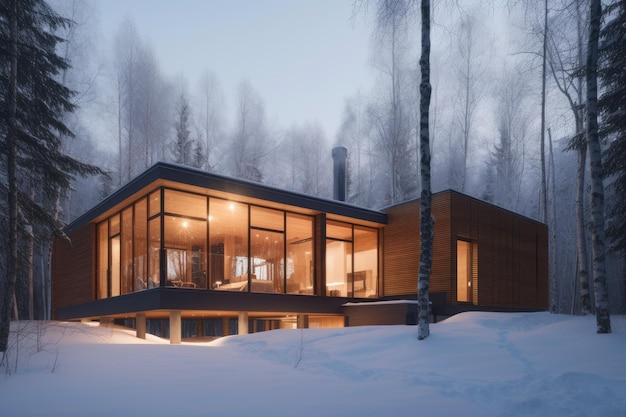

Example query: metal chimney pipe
[332,146,347,202]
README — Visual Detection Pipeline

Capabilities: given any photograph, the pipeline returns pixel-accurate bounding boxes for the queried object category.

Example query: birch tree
[356,0,432,339]
[369,3,416,205]
[417,0,433,340]
[548,0,591,314]
[585,0,611,333]
[450,11,484,193]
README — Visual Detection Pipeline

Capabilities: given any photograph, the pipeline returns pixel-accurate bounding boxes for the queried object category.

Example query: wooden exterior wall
[382,193,452,297]
[383,190,549,310]
[52,224,96,319]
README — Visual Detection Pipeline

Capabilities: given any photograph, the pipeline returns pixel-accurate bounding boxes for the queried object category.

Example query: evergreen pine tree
[172,92,193,165]
[599,1,626,255]
[0,0,101,354]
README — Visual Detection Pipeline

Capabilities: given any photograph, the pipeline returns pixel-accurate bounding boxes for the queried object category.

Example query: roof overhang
[66,162,386,234]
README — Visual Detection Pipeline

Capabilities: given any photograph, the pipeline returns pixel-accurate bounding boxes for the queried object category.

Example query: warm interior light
[208,215,214,222]
[229,202,235,211]
[182,221,189,228]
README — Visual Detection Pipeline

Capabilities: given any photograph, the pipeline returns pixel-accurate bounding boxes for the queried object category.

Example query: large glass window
[149,190,161,217]
[97,222,108,299]
[164,216,207,288]
[109,214,121,296]
[326,221,379,298]
[134,199,148,290]
[110,236,121,296]
[209,199,249,291]
[121,208,133,294]
[94,187,378,299]
[251,229,284,293]
[251,206,284,231]
[148,217,161,288]
[250,206,285,293]
[286,214,314,294]
[164,189,207,218]
[326,239,352,297]
[352,226,378,298]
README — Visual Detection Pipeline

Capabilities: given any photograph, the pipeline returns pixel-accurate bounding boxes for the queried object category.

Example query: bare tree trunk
[540,0,554,221]
[1,0,19,354]
[575,0,591,316]
[586,0,611,333]
[117,76,123,186]
[28,224,34,320]
[417,0,433,341]
[540,0,549,226]
[548,128,559,312]
[576,144,591,314]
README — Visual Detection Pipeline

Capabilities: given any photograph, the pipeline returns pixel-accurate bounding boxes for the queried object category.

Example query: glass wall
[209,199,249,290]
[326,221,378,298]
[94,186,378,298]
[109,214,121,297]
[250,206,285,293]
[326,221,352,297]
[148,217,161,288]
[286,214,313,294]
[134,199,148,290]
[121,208,133,294]
[353,226,378,298]
[97,222,108,299]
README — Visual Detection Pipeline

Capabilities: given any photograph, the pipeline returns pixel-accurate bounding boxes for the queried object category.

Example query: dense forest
[1,0,624,329]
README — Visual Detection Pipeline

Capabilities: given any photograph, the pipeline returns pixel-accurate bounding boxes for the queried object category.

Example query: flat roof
[66,161,387,234]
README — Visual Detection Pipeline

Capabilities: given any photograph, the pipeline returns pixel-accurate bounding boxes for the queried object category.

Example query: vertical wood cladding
[383,190,548,310]
[383,193,452,297]
[52,224,96,318]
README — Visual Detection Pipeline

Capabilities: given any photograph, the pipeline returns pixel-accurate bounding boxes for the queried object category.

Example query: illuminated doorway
[456,240,477,303]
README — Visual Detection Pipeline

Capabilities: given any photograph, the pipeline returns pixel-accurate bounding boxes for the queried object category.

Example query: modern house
[52,159,548,343]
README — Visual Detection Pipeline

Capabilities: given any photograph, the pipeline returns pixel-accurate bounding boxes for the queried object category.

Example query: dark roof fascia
[66,162,387,234]
[381,189,547,228]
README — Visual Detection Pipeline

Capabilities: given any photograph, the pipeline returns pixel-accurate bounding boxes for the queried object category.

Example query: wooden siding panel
[477,203,494,306]
[431,193,452,300]
[382,190,549,310]
[52,224,96,318]
[383,201,420,296]
[383,192,452,298]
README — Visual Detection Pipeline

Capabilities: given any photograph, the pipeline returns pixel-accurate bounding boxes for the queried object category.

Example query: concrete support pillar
[169,311,182,344]
[136,313,146,339]
[222,317,230,336]
[99,317,114,327]
[238,312,249,335]
[297,314,309,329]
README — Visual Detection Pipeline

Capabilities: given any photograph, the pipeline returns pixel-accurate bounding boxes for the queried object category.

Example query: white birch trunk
[540,0,549,225]
[586,0,611,333]
[417,0,433,341]
[576,144,591,315]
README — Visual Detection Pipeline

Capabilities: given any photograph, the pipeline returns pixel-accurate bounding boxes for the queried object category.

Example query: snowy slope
[1,312,625,417]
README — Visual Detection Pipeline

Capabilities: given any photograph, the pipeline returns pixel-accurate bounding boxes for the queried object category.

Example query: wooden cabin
[52,162,548,342]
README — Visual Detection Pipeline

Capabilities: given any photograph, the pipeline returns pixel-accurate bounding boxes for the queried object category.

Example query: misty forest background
[2,0,625,322]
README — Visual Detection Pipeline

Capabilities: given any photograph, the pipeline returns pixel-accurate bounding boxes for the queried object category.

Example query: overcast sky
[95,0,375,142]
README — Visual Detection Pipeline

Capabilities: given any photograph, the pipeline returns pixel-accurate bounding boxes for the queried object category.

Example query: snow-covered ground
[1,312,625,417]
